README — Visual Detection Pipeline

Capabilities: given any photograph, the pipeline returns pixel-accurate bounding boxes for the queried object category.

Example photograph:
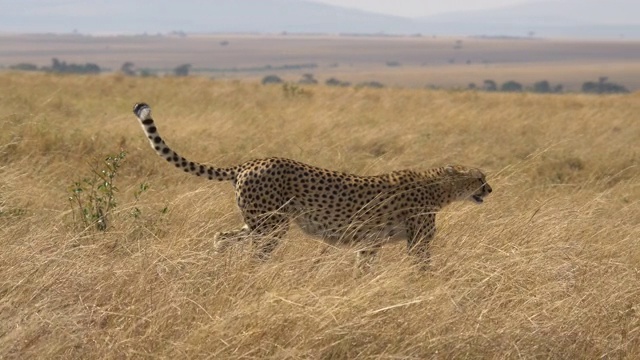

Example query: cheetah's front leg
[406,214,436,270]
[213,224,251,253]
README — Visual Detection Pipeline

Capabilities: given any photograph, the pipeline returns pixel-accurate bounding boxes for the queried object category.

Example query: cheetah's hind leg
[213,224,251,254]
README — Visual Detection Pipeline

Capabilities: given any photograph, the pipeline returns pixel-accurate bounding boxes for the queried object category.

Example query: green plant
[130,182,150,219]
[282,82,312,98]
[68,151,127,231]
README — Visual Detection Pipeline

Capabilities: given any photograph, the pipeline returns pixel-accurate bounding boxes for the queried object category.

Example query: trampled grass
[0,72,639,358]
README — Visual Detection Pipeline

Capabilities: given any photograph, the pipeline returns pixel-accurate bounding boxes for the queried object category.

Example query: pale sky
[312,0,532,18]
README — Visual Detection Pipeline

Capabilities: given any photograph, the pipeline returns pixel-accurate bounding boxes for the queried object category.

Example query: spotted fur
[133,103,492,269]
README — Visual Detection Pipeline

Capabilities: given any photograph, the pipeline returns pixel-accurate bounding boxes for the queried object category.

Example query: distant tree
[582,77,629,94]
[298,73,318,85]
[483,79,497,91]
[532,80,551,93]
[46,57,100,74]
[386,61,401,67]
[83,63,101,74]
[120,62,136,76]
[582,82,599,93]
[52,58,63,71]
[501,80,523,92]
[262,75,283,85]
[602,79,628,94]
[532,80,563,94]
[220,40,229,46]
[173,64,191,76]
[468,83,477,90]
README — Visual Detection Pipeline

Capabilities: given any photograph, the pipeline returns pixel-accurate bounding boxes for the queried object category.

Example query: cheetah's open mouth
[471,195,484,204]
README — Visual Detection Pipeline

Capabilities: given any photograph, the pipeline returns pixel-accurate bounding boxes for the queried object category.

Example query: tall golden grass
[0,72,639,358]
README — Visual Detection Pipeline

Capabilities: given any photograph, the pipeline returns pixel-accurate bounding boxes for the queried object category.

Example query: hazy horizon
[1,0,639,38]
[311,0,532,18]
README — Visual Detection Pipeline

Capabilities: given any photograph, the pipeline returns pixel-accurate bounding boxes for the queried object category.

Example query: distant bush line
[581,77,630,94]
[10,58,101,74]
[467,78,629,94]
[5,61,631,94]
[197,63,319,73]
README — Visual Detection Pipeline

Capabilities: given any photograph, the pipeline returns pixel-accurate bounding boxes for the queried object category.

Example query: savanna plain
[0,72,639,358]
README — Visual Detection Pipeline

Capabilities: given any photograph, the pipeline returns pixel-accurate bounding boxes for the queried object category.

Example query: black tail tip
[133,102,151,119]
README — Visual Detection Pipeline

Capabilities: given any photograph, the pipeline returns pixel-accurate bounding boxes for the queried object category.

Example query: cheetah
[132,103,492,269]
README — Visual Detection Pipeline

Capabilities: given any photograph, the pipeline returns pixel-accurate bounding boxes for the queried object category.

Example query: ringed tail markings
[132,103,236,181]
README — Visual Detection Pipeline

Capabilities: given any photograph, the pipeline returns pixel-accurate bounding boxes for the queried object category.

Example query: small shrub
[68,151,127,231]
[282,83,312,98]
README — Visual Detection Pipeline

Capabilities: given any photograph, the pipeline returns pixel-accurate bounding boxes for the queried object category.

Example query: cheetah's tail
[132,102,237,182]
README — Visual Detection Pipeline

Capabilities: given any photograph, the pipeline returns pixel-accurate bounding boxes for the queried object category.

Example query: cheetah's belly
[293,215,408,245]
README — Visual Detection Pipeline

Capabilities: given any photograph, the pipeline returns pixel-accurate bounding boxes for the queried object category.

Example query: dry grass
[1,72,639,358]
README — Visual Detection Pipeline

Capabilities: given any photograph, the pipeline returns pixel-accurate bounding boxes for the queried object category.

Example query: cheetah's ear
[469,168,484,178]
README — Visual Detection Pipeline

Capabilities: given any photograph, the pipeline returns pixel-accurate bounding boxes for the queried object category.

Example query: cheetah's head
[445,165,492,204]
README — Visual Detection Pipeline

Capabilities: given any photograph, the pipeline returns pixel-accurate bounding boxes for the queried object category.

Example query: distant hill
[420,0,640,38]
[0,0,415,34]
[1,0,639,38]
